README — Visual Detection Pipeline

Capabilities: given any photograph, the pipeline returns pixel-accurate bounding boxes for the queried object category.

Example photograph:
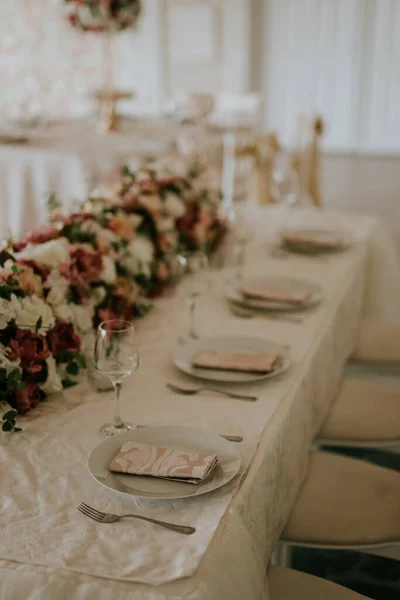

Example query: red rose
[7,330,50,374]
[48,321,81,358]
[70,247,103,281]
[97,308,119,323]
[25,225,60,245]
[60,247,103,302]
[13,382,41,413]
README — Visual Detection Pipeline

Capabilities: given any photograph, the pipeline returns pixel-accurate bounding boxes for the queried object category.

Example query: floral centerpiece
[0,160,226,432]
[64,0,142,132]
[65,0,141,32]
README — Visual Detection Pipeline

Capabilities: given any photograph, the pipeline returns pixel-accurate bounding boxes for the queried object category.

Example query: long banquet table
[1,207,400,600]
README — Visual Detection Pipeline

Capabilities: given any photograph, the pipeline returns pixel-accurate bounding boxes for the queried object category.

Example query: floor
[322,153,400,252]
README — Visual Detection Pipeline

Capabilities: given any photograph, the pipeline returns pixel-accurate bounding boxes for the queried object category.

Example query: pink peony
[25,226,60,246]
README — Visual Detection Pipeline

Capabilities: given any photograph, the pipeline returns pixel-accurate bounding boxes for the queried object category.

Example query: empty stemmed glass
[177,251,210,343]
[271,151,300,207]
[94,320,139,437]
[230,213,255,281]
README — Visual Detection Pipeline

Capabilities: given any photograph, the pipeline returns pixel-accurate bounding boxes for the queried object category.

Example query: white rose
[89,185,121,205]
[11,295,55,335]
[90,285,107,306]
[0,344,20,373]
[40,356,63,395]
[97,227,119,249]
[80,220,103,235]
[53,303,94,334]
[0,297,17,330]
[138,194,163,214]
[70,304,94,333]
[123,236,155,276]
[53,303,73,323]
[164,193,186,218]
[80,331,95,354]
[45,270,69,306]
[157,216,175,233]
[101,255,117,284]
[128,214,143,230]
[16,238,70,268]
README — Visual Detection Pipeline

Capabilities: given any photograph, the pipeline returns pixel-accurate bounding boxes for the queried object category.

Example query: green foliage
[47,193,61,212]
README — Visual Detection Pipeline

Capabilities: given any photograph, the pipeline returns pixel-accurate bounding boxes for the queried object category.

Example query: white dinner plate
[88,426,241,500]
[173,335,291,383]
[280,227,354,254]
[226,276,322,312]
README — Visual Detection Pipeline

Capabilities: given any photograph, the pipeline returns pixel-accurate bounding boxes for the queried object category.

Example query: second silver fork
[78,502,195,535]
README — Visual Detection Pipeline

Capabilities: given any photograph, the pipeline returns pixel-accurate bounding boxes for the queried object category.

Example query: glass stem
[112,382,124,428]
[188,299,197,339]
[236,243,246,280]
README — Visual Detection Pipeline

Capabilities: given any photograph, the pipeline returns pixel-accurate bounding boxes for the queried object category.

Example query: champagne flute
[94,320,139,437]
[177,251,210,343]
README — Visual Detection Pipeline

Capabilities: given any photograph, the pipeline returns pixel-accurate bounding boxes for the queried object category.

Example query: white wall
[2,0,400,154]
[262,0,400,154]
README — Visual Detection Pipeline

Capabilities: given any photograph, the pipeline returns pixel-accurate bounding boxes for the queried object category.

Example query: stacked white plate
[226,276,323,313]
[280,227,354,254]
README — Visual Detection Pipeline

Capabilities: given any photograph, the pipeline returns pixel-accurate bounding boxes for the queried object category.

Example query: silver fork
[167,382,257,401]
[78,503,195,535]
[230,304,304,324]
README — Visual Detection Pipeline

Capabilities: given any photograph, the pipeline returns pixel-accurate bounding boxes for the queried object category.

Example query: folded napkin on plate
[282,232,340,249]
[239,284,311,305]
[109,440,218,484]
[192,350,281,373]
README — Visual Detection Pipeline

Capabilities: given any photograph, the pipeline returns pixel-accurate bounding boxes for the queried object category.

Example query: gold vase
[94,30,133,134]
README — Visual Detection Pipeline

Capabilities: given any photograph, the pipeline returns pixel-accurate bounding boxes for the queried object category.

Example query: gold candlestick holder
[94,89,133,134]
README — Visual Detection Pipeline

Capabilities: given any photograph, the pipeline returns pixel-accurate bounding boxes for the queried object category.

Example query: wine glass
[177,251,210,343]
[271,152,300,207]
[94,320,139,437]
[230,213,255,281]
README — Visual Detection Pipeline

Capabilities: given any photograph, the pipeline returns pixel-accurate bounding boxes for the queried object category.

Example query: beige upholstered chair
[267,567,372,600]
[279,451,400,562]
[316,377,400,449]
[351,319,400,370]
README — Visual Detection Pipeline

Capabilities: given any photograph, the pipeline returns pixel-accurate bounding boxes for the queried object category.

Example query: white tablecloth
[0,118,176,240]
[1,208,400,600]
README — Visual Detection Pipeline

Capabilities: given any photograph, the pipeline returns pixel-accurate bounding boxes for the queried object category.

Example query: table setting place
[0,204,376,591]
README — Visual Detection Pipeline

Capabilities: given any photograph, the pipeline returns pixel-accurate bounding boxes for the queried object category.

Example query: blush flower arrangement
[64,0,142,32]
[0,160,225,432]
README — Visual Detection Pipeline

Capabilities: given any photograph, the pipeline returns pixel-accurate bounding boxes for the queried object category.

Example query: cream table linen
[0,209,398,600]
[0,118,175,239]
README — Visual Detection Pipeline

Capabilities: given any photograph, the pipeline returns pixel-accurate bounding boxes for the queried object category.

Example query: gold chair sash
[236,133,280,205]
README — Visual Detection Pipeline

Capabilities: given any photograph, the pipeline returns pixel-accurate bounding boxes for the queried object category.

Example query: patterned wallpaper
[0,0,157,119]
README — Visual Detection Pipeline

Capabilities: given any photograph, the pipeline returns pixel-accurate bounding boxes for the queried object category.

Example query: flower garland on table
[64,0,142,32]
[0,161,225,432]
